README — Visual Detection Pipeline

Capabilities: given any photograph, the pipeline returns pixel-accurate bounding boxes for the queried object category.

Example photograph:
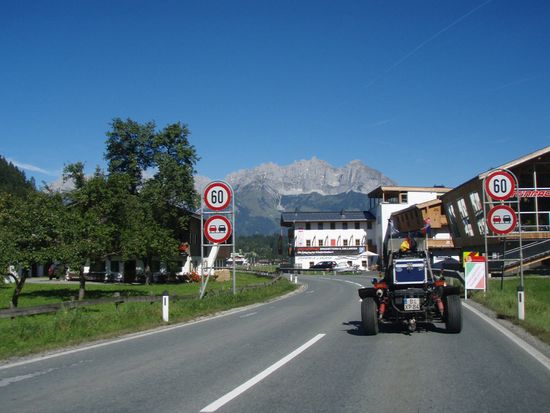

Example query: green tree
[105,119,199,282]
[105,118,155,194]
[119,195,178,285]
[143,122,200,229]
[0,156,35,196]
[0,191,66,307]
[61,164,119,300]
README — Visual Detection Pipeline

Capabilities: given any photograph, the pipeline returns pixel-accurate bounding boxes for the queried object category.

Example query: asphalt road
[1,275,549,413]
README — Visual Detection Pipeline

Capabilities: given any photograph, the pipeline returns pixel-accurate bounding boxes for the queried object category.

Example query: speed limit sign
[204,181,233,211]
[485,170,516,201]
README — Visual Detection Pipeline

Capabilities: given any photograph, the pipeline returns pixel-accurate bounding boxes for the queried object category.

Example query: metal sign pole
[200,197,205,298]
[232,192,236,295]
[482,176,489,294]
[516,174,525,320]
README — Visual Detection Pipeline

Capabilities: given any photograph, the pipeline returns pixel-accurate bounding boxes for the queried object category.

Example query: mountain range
[197,158,396,235]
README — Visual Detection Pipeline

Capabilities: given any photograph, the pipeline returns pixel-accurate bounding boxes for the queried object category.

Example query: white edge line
[462,301,550,371]
[200,333,326,412]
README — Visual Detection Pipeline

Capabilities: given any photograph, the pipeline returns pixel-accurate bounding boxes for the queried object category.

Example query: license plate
[404,298,421,311]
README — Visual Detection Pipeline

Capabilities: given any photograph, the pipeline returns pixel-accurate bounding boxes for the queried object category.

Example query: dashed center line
[239,312,258,319]
[200,333,326,412]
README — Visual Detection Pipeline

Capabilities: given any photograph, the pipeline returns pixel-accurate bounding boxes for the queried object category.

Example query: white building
[367,186,451,260]
[280,211,377,270]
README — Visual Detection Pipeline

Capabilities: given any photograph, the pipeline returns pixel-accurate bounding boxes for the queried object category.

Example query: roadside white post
[162,290,169,322]
[518,287,525,320]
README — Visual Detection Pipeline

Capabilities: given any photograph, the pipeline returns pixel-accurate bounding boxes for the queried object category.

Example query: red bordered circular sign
[485,171,516,201]
[203,181,233,211]
[487,205,517,235]
[204,215,232,244]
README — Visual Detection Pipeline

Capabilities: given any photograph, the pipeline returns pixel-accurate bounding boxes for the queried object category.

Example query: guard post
[162,290,169,322]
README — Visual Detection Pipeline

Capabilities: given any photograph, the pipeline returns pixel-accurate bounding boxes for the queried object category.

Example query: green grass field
[0,274,296,360]
[469,276,550,345]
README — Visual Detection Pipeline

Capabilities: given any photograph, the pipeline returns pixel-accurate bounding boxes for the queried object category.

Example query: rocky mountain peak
[223,157,394,196]
[195,158,395,234]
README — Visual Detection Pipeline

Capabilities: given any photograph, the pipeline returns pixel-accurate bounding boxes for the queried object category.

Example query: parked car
[311,261,337,269]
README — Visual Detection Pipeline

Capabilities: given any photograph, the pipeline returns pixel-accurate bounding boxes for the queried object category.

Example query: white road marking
[0,367,57,388]
[462,302,550,371]
[200,333,326,412]
[318,277,365,288]
[342,280,364,288]
[0,359,91,388]
[239,312,258,319]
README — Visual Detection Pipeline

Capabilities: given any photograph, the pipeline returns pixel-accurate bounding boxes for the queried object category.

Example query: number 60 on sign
[203,181,233,211]
[484,170,516,201]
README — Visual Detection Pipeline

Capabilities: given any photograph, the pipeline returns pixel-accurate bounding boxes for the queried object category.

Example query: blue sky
[1,0,549,189]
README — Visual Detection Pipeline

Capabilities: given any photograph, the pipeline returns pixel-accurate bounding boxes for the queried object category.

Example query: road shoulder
[463,298,550,360]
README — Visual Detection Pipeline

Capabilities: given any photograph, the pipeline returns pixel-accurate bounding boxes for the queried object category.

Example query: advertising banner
[294,246,366,256]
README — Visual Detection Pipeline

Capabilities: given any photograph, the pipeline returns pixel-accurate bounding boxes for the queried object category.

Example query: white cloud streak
[366,0,493,89]
[7,158,58,176]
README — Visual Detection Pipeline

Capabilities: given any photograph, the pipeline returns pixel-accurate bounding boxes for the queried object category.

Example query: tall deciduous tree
[0,191,66,307]
[62,164,119,299]
[105,119,200,281]
[105,118,155,194]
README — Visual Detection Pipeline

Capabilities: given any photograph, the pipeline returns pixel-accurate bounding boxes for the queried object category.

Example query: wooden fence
[0,274,281,319]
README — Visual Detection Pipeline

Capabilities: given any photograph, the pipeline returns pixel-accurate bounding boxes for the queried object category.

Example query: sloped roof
[390,198,442,218]
[281,210,375,227]
[478,145,550,179]
[367,185,451,198]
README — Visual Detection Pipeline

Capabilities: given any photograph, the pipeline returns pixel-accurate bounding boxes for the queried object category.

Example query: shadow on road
[343,320,449,336]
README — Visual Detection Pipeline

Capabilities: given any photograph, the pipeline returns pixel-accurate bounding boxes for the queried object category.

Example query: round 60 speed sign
[204,181,233,211]
[204,215,232,244]
[485,170,516,201]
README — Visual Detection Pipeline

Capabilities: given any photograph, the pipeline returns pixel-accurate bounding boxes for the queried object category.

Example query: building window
[343,239,348,246]
[309,262,314,268]
[343,222,348,230]
[330,222,335,229]
[469,192,482,213]
[400,193,408,203]
[477,217,487,236]
[318,222,323,230]
[318,240,324,246]
[306,223,311,230]
[446,204,461,238]
[306,240,311,247]
[457,197,474,236]
[355,239,361,246]
[362,260,367,268]
[367,221,372,230]
[457,197,468,218]
[355,222,360,229]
